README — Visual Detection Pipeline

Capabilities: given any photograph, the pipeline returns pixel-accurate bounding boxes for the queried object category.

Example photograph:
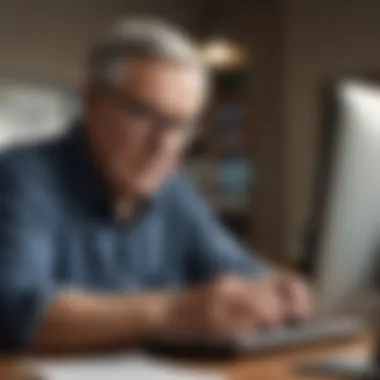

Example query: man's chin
[130,177,166,199]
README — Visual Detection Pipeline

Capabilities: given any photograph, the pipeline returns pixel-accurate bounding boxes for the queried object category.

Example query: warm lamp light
[199,38,248,69]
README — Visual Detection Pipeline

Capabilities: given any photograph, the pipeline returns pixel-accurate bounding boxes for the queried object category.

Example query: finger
[245,280,285,328]
[254,291,284,328]
[206,285,254,339]
[280,276,313,320]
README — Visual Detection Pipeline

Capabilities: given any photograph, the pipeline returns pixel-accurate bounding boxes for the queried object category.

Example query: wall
[0,0,200,87]
[283,0,380,258]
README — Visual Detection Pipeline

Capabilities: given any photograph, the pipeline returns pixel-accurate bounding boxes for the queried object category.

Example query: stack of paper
[31,353,224,380]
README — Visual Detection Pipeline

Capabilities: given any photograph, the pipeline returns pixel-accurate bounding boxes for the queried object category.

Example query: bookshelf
[185,63,253,241]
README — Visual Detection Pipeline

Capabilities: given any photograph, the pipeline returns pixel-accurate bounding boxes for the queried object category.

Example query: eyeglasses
[97,82,199,143]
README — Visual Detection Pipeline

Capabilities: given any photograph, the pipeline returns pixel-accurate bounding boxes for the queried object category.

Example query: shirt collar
[65,122,111,220]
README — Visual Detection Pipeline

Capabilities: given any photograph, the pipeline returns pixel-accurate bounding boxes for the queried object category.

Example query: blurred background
[0,0,379,268]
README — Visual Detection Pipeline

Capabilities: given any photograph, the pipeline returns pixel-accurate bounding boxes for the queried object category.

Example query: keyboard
[146,316,365,358]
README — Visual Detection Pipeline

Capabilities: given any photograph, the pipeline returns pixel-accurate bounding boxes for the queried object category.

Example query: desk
[0,333,371,380]
[181,333,372,380]
[220,333,372,380]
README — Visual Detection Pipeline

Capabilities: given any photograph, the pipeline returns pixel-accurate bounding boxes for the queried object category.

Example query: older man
[0,19,312,353]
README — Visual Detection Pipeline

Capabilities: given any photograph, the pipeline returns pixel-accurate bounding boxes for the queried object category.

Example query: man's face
[84,59,206,199]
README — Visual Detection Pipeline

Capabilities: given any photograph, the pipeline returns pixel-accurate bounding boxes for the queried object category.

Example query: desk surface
[0,333,372,380]
[220,333,371,380]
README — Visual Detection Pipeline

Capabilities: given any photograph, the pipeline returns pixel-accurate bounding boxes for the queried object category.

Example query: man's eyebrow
[105,85,198,124]
[106,85,156,113]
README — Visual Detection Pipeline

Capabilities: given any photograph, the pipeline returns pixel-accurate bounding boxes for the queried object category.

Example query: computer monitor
[301,79,380,314]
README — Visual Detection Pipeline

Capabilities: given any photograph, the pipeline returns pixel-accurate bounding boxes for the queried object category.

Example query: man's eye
[128,100,151,116]
[130,107,147,118]
[126,104,155,123]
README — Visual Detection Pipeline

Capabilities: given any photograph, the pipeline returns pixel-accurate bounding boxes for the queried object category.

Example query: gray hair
[88,18,205,86]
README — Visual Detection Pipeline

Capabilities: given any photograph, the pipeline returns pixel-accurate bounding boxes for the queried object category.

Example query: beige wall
[0,0,200,86]
[283,0,380,258]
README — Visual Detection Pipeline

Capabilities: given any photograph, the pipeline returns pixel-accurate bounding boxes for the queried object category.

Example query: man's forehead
[122,57,203,81]
[119,58,207,109]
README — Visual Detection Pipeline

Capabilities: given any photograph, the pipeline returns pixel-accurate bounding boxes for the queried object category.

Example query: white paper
[31,352,224,380]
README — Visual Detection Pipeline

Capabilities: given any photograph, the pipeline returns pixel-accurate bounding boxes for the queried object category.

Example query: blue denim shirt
[0,125,263,351]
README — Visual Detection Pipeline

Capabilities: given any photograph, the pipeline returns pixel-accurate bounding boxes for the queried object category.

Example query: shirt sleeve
[0,159,56,352]
[175,175,268,283]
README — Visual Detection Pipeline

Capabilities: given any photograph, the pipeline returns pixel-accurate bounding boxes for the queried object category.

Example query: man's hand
[160,274,313,340]
[275,273,314,321]
[33,274,312,353]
